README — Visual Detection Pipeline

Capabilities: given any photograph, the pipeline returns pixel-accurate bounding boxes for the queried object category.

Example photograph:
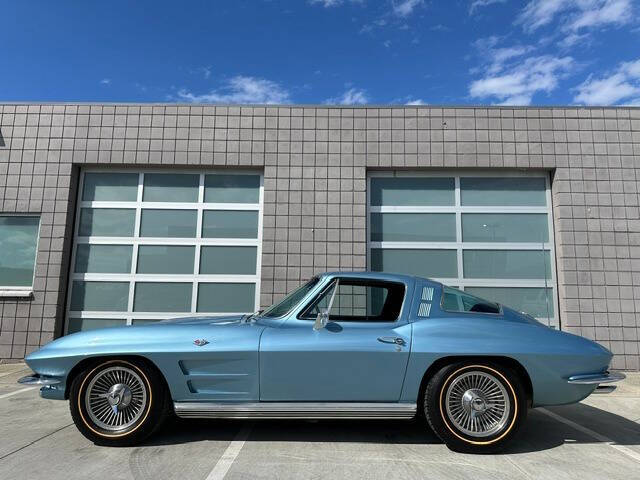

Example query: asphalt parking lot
[1,363,639,480]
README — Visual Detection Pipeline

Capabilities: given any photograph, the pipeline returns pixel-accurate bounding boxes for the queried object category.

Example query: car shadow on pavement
[144,402,640,454]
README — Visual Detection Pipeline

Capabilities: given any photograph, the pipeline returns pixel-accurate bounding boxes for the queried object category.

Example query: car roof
[320,270,440,285]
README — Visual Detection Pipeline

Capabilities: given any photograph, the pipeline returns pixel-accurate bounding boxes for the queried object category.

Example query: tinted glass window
[261,277,320,318]
[441,286,500,314]
[301,279,405,322]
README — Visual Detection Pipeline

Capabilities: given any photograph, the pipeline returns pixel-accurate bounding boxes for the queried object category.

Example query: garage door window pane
[143,173,199,202]
[370,213,456,242]
[140,209,197,237]
[78,208,135,237]
[67,318,126,334]
[204,174,260,203]
[462,214,549,243]
[371,249,457,278]
[0,216,40,287]
[70,281,129,311]
[460,177,546,206]
[202,211,258,238]
[137,246,195,274]
[74,245,133,273]
[197,283,255,312]
[82,173,139,201]
[463,250,551,279]
[200,246,257,275]
[134,282,192,312]
[370,177,454,206]
[465,287,554,318]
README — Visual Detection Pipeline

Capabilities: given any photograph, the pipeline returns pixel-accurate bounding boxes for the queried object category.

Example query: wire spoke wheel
[445,370,511,438]
[84,366,148,432]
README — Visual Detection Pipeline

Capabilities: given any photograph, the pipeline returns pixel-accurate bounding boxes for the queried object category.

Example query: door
[259,278,412,402]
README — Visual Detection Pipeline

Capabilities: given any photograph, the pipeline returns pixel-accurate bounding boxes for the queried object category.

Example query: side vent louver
[418,286,434,317]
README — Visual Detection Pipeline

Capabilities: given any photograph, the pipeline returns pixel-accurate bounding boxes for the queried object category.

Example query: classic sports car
[20,272,624,453]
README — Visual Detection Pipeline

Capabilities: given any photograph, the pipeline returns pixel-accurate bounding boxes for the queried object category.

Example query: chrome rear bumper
[567,371,626,385]
[17,374,61,386]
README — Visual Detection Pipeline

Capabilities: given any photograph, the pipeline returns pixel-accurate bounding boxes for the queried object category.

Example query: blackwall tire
[69,359,167,446]
[424,361,527,453]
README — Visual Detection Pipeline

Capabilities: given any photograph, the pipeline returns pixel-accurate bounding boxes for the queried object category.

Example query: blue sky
[2,0,639,106]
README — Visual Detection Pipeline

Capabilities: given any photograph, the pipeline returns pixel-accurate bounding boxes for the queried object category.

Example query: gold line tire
[424,361,527,453]
[69,359,167,446]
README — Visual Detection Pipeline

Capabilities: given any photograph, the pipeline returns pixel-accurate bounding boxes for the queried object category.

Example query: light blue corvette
[20,271,624,453]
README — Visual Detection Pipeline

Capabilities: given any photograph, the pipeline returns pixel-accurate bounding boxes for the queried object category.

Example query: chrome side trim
[18,375,61,386]
[567,371,626,385]
[174,402,417,419]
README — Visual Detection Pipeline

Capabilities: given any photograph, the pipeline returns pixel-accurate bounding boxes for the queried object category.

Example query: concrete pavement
[1,363,639,480]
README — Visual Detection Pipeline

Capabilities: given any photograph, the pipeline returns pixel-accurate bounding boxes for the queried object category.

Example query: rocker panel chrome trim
[567,371,626,385]
[173,402,417,419]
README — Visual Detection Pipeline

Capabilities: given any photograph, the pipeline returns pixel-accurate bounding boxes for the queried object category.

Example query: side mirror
[313,310,329,331]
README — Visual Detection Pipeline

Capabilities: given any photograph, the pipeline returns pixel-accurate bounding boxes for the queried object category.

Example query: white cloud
[405,98,427,105]
[516,0,633,33]
[574,58,640,104]
[176,76,291,104]
[392,0,423,17]
[100,79,111,85]
[469,0,507,14]
[470,55,574,105]
[326,87,369,105]
[309,0,363,7]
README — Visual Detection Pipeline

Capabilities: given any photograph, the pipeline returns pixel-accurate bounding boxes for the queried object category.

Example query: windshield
[260,276,321,318]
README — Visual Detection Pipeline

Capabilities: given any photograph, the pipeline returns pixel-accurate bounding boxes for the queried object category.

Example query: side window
[442,286,501,314]
[300,280,404,322]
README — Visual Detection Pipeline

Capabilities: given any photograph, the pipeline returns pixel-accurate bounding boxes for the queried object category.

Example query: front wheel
[69,359,167,446]
[424,362,527,453]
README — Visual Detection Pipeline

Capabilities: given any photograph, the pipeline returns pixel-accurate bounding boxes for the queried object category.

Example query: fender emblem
[193,339,209,346]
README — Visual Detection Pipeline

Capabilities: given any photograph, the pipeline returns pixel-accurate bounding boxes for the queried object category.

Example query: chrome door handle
[378,336,406,346]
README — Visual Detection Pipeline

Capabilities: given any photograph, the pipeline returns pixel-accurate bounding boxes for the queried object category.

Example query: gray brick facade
[0,103,639,369]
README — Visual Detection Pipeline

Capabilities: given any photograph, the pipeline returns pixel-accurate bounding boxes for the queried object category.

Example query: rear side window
[441,286,500,314]
[300,279,405,322]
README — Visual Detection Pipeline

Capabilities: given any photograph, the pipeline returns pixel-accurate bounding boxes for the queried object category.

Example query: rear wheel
[424,362,527,453]
[69,359,167,446]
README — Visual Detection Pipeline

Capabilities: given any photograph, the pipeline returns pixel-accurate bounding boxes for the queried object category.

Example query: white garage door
[368,171,558,327]
[65,169,263,333]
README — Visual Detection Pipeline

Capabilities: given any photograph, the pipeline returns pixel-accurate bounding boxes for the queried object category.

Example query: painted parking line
[0,387,36,400]
[0,367,29,379]
[539,408,640,463]
[205,423,253,480]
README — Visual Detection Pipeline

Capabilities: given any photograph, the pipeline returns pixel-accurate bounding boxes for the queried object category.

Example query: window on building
[65,170,263,333]
[368,172,558,327]
[0,215,40,294]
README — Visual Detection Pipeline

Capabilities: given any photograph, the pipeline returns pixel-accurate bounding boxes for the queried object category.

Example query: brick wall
[0,104,639,369]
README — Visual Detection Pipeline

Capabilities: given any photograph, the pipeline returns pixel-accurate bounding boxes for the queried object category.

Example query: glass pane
[78,208,135,237]
[67,318,126,334]
[204,174,260,203]
[74,244,132,273]
[200,246,257,275]
[462,213,549,243]
[202,211,258,238]
[143,173,199,202]
[137,246,195,274]
[82,173,138,201]
[370,177,454,206]
[460,177,546,206]
[133,282,192,312]
[140,209,197,237]
[70,281,129,311]
[132,319,162,325]
[197,283,255,313]
[370,249,457,278]
[465,287,554,318]
[441,286,500,314]
[0,216,39,287]
[463,250,551,279]
[370,213,456,242]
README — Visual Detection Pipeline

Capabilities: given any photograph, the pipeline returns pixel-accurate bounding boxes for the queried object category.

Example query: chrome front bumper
[567,371,626,385]
[17,374,61,386]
